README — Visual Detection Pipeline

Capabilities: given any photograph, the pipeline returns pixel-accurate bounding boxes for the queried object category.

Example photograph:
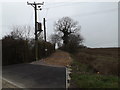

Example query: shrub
[2,36,55,66]
[38,41,55,59]
[2,36,34,65]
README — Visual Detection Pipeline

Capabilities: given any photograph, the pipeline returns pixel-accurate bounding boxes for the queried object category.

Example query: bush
[2,36,34,66]
[38,41,55,59]
[59,34,84,53]
[2,36,55,66]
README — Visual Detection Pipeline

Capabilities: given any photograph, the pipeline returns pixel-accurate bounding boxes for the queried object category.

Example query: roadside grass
[91,55,118,75]
[74,48,118,76]
[71,73,118,88]
[70,59,119,88]
[70,48,119,88]
[71,60,94,74]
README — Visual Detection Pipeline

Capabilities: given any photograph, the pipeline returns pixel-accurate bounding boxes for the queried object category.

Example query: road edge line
[2,77,24,88]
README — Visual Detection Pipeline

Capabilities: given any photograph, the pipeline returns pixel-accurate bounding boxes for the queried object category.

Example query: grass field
[70,48,119,88]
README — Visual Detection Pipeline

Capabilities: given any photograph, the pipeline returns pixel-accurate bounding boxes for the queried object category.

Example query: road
[2,63,66,88]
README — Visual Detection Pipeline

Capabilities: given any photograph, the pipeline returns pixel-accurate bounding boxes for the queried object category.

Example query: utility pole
[27,2,44,61]
[43,18,46,42]
[43,18,47,56]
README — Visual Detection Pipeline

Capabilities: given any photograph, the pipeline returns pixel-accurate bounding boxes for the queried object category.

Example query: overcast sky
[0,1,118,48]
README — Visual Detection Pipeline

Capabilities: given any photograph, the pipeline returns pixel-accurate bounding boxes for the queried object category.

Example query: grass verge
[71,73,118,88]
[70,54,119,88]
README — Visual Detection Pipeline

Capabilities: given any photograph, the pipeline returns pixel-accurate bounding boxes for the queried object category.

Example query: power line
[45,7,117,22]
[28,12,33,25]
[71,8,117,18]
[41,2,117,21]
[43,2,68,9]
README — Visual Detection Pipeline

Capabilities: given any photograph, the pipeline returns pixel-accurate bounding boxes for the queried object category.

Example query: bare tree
[11,25,34,40]
[23,25,33,40]
[50,34,62,48]
[10,26,24,39]
[54,17,81,45]
[50,34,61,44]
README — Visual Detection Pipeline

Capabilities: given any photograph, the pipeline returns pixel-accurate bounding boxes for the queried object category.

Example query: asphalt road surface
[2,63,66,88]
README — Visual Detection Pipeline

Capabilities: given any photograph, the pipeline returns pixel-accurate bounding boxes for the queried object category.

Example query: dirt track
[40,50,73,67]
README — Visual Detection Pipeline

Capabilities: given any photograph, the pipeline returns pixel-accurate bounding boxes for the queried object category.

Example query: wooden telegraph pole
[27,2,44,61]
[43,18,46,42]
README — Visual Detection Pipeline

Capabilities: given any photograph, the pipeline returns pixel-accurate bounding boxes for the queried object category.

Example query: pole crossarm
[27,2,44,9]
[27,2,44,5]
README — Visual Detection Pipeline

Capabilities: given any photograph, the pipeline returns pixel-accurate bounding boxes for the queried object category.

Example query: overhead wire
[45,7,117,22]
[31,2,118,24]
[40,2,118,22]
[42,2,69,9]
[28,12,33,25]
[45,8,49,18]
